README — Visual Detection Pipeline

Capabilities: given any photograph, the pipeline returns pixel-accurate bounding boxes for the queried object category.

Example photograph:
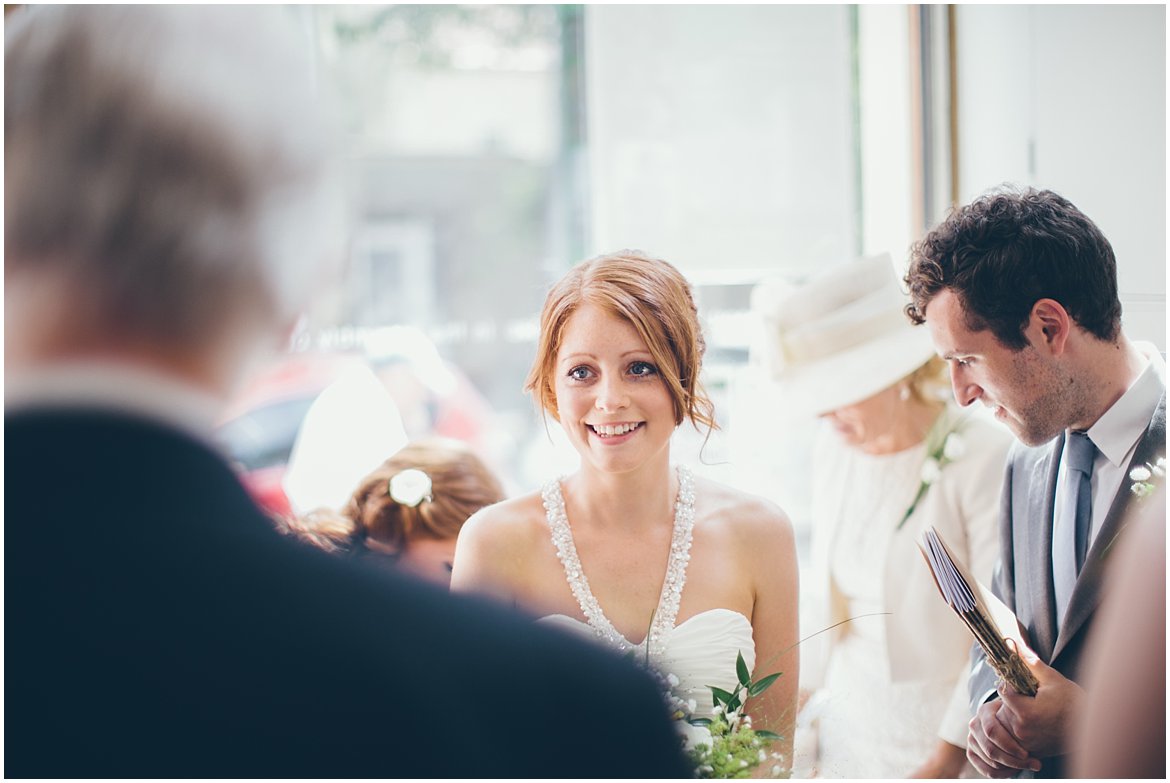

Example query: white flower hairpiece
[389,468,433,507]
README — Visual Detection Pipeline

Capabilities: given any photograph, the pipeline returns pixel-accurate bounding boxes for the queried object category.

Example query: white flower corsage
[388,468,433,507]
[899,428,966,530]
[1129,456,1165,499]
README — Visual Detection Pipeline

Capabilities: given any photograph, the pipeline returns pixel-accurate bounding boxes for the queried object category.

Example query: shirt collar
[1085,346,1165,467]
[6,360,225,448]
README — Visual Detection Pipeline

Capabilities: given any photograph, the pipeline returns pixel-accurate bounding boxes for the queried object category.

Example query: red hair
[524,250,716,432]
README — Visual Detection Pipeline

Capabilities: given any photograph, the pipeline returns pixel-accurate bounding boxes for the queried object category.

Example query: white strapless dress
[536,466,756,718]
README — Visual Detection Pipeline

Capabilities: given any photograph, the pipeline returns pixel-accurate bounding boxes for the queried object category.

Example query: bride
[452,250,799,770]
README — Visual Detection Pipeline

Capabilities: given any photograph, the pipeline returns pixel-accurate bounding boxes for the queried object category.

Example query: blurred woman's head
[821,356,948,451]
[279,438,505,585]
[751,252,951,453]
[525,249,716,433]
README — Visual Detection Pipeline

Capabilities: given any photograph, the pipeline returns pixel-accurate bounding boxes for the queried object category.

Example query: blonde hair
[279,438,505,555]
[525,250,716,432]
[904,356,950,406]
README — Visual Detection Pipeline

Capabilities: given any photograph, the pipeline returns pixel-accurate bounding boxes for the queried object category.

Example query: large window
[291,5,868,510]
[297,5,587,491]
[254,4,1162,515]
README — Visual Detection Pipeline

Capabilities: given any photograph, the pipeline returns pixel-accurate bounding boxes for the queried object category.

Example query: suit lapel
[1025,437,1062,661]
[1053,393,1167,660]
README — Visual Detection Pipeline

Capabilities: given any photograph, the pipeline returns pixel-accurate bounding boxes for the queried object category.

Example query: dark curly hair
[904,186,1122,350]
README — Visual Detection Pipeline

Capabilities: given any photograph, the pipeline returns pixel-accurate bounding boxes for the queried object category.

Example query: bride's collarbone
[575,541,673,593]
[568,512,675,548]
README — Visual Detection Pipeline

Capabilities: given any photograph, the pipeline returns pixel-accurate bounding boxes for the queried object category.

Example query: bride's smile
[587,421,644,439]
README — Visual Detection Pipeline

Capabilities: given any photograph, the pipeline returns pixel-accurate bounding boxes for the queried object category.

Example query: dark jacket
[5,408,692,778]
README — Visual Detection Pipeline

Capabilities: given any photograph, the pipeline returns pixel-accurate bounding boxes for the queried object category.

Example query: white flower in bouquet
[679,720,713,753]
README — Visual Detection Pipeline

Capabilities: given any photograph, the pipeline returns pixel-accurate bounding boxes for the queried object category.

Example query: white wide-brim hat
[750,252,938,418]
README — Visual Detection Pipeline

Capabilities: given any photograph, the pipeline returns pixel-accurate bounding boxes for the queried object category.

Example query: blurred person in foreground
[1071,487,1165,779]
[279,438,506,586]
[904,187,1166,778]
[752,253,1011,777]
[4,6,692,777]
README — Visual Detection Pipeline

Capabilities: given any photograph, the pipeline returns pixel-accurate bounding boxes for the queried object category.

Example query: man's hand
[967,698,1041,777]
[996,641,1085,759]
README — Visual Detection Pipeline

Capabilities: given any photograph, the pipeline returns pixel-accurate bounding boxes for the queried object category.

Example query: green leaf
[710,686,735,707]
[754,730,782,741]
[736,650,751,687]
[688,717,713,727]
[748,672,782,697]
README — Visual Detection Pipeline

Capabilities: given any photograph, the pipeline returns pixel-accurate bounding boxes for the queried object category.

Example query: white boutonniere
[1098,455,1164,562]
[1129,456,1165,499]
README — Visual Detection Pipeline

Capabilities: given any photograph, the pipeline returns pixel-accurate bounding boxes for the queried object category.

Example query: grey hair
[4,6,346,349]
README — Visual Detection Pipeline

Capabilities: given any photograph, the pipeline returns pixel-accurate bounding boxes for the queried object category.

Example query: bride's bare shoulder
[451,490,551,597]
[693,474,794,545]
[458,490,549,553]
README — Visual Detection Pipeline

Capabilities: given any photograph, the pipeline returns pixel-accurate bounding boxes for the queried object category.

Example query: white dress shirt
[6,360,225,450]
[1052,350,1165,623]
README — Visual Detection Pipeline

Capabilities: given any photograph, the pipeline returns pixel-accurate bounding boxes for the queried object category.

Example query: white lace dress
[535,466,756,733]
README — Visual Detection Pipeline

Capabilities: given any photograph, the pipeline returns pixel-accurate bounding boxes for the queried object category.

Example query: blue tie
[1065,431,1096,573]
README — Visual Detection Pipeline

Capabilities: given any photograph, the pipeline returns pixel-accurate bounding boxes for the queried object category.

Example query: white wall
[857,5,914,262]
[584,5,856,278]
[955,5,1166,348]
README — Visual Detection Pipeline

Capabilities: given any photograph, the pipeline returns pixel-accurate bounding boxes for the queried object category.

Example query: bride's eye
[629,361,658,378]
[567,365,593,382]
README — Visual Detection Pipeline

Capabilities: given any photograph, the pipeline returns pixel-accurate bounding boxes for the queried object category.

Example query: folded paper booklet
[919,526,1039,696]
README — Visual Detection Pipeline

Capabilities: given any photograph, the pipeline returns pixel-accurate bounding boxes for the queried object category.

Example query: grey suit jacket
[968,391,1166,778]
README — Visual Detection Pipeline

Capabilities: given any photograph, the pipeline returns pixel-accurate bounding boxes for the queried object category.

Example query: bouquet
[637,650,786,779]
[684,651,786,778]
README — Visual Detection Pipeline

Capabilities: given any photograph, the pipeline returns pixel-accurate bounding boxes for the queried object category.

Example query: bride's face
[554,303,675,474]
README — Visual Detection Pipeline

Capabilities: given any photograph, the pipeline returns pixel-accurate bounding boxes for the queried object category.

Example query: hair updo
[278,438,505,556]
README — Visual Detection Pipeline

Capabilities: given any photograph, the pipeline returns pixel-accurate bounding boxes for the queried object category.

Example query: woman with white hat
[752,253,1011,778]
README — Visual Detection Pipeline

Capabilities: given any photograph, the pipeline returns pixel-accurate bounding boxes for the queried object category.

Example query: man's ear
[1029,298,1072,355]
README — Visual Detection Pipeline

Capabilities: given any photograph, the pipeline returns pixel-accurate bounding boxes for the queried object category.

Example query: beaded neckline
[541,465,695,656]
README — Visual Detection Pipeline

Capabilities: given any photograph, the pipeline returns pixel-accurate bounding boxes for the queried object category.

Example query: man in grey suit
[903,187,1165,778]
